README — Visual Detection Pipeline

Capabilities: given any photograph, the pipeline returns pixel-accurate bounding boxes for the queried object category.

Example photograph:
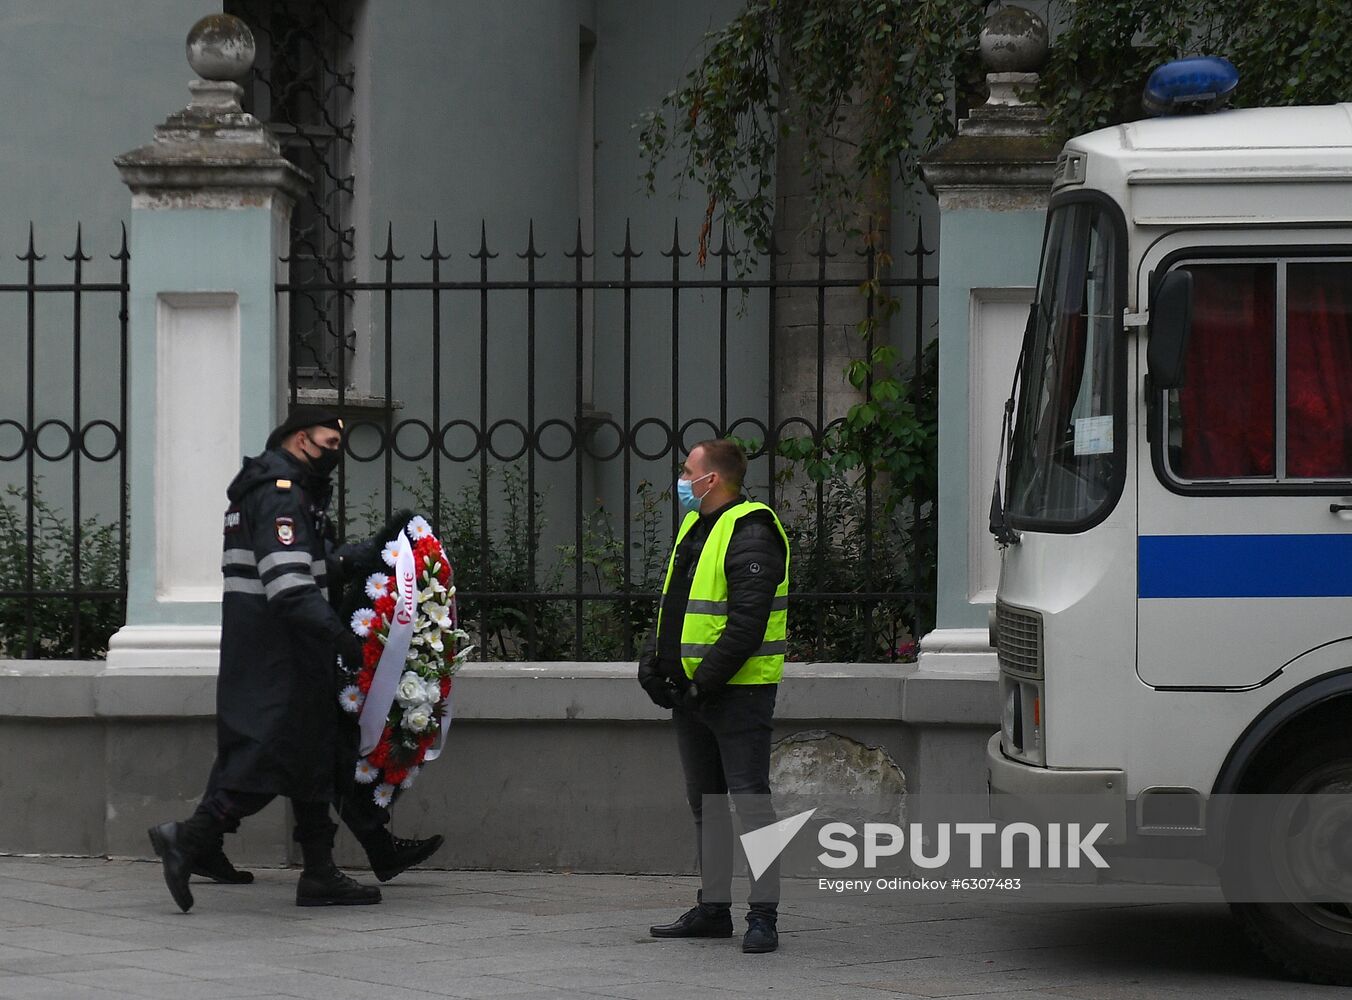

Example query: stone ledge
[0,660,998,726]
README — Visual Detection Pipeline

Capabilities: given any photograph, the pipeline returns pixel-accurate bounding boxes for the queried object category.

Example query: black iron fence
[284,221,938,663]
[0,226,129,659]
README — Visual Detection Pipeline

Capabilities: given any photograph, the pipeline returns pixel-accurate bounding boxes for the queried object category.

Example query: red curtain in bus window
[1286,262,1352,478]
[1177,264,1275,478]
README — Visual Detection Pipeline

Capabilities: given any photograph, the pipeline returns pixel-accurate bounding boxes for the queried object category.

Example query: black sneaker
[367,834,445,883]
[649,904,734,938]
[191,847,254,884]
[147,822,195,913]
[296,865,382,906]
[742,915,779,953]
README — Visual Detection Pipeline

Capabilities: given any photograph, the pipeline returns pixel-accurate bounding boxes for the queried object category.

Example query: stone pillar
[105,15,308,670]
[917,6,1058,672]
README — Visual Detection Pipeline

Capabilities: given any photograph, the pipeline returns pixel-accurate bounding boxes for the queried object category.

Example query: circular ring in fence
[774,416,821,445]
[343,419,388,463]
[630,417,674,461]
[391,418,435,462]
[32,419,75,462]
[534,419,577,462]
[581,416,624,461]
[676,418,721,456]
[820,416,850,456]
[79,420,121,462]
[486,419,530,462]
[438,420,482,462]
[723,417,770,458]
[0,419,26,462]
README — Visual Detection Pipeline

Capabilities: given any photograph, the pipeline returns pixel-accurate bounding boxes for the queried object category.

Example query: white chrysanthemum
[338,685,364,714]
[354,758,378,785]
[373,783,395,807]
[403,702,434,732]
[381,539,401,567]
[365,573,391,600]
[406,515,432,540]
[349,608,379,638]
[399,767,420,790]
[395,670,425,706]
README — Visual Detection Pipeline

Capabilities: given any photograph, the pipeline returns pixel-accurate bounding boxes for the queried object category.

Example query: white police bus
[986,59,1352,983]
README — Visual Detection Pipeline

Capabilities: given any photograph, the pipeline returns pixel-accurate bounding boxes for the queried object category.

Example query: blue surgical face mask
[676,471,715,513]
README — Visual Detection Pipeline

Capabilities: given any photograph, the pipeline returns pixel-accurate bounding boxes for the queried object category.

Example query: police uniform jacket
[215,448,349,801]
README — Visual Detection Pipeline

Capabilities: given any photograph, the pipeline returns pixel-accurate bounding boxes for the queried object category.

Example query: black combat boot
[191,834,254,884]
[361,828,445,882]
[148,813,219,913]
[649,896,734,938]
[742,913,779,953]
[295,839,381,907]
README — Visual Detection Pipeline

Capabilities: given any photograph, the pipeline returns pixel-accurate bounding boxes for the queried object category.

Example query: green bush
[0,483,124,659]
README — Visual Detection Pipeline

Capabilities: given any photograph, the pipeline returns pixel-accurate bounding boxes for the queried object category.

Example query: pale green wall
[935,209,1045,631]
[124,207,281,627]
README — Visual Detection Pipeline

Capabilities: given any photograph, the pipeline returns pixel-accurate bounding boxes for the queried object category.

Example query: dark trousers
[673,684,778,919]
[194,787,336,856]
[198,711,390,847]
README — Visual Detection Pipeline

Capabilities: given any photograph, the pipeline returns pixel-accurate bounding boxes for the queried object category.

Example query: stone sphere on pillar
[186,13,256,81]
[979,5,1049,73]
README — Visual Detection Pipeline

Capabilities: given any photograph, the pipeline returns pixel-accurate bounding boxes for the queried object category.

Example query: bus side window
[1169,263,1276,481]
[1286,261,1352,479]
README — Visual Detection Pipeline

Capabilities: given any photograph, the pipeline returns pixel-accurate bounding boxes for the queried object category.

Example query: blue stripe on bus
[1138,534,1352,598]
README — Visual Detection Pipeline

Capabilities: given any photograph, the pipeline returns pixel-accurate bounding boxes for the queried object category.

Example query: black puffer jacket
[642,496,788,694]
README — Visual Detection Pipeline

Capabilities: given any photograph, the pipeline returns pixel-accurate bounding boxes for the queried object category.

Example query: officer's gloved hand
[640,674,680,709]
[336,631,366,673]
[637,653,677,709]
[673,681,703,712]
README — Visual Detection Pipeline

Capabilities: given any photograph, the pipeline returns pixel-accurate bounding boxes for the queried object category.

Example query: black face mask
[302,438,342,478]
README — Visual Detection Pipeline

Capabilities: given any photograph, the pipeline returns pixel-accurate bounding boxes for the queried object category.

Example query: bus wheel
[1225,736,1352,985]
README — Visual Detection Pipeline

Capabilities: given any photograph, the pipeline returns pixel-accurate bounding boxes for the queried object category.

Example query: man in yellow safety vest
[638,438,790,954]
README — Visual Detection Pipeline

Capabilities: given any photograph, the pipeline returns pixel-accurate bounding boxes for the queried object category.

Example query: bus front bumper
[985,733,1128,845]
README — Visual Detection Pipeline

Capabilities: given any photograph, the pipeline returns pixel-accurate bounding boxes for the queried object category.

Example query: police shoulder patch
[275,516,295,546]
[223,506,242,534]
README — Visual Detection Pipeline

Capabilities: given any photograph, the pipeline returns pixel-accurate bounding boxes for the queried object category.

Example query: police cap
[265,406,344,451]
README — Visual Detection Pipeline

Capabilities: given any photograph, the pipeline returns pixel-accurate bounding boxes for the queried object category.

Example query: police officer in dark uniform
[189,412,444,890]
[149,408,429,911]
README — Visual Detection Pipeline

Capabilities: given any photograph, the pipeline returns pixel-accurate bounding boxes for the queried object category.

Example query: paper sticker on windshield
[1074,415,1114,456]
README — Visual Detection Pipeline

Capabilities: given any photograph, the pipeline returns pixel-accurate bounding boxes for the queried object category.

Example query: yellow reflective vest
[658,501,790,685]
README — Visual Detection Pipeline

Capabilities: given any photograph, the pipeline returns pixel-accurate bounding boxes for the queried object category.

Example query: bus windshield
[1006,200,1122,529]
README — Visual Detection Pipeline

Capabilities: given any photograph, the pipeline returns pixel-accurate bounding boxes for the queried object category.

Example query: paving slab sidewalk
[0,857,1342,1000]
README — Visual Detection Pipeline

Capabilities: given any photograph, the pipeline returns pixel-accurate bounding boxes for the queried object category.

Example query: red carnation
[374,595,396,619]
[384,765,408,786]
[362,640,381,669]
[357,665,375,692]
[369,731,395,767]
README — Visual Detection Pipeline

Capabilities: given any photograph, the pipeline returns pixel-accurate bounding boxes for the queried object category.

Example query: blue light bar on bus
[1143,56,1239,116]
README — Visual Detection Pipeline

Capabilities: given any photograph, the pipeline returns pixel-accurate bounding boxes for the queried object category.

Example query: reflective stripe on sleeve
[264,572,316,600]
[223,577,265,596]
[258,550,313,576]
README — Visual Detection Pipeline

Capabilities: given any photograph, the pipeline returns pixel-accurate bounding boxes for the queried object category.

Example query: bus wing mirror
[1148,269,1193,390]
